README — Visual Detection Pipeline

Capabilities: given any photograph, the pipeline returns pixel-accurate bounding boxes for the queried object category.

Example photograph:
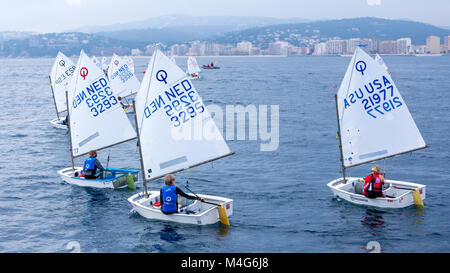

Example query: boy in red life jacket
[363,165,385,199]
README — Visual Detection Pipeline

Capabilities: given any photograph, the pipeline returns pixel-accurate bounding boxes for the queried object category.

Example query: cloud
[66,0,81,6]
[367,0,381,5]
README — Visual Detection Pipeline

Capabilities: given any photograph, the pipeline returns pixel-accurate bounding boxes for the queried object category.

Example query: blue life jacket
[161,185,178,213]
[84,157,97,172]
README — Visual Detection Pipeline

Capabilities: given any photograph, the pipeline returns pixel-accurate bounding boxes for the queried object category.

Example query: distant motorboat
[202,60,220,69]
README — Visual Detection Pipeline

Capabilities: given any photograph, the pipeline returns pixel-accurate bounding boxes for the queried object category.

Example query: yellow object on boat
[412,189,424,207]
[218,205,230,226]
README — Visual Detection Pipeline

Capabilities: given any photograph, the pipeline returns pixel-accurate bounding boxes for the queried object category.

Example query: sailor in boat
[82,150,105,179]
[191,73,197,78]
[160,174,204,215]
[61,114,69,126]
[362,166,385,199]
[117,96,130,111]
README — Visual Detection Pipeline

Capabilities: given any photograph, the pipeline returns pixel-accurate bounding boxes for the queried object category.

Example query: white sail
[187,56,201,75]
[336,47,425,168]
[374,54,388,71]
[107,54,141,98]
[134,49,231,180]
[170,56,176,65]
[50,52,76,114]
[91,56,100,68]
[68,50,137,157]
[123,56,135,74]
[101,56,109,71]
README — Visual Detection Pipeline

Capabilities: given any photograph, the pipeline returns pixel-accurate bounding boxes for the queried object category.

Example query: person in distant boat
[191,73,197,78]
[363,165,385,198]
[62,114,69,125]
[83,150,105,179]
[160,174,204,214]
[117,96,129,111]
[210,62,214,67]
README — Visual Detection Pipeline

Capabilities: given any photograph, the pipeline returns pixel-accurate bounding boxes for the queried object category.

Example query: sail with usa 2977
[68,50,137,158]
[336,47,426,168]
[134,49,232,181]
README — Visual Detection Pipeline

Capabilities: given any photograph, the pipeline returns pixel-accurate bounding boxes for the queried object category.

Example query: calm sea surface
[0,55,449,253]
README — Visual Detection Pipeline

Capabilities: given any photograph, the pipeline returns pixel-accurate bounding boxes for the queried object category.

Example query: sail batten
[336,47,425,168]
[135,49,232,181]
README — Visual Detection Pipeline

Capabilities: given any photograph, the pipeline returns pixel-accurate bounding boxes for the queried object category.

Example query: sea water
[0,56,448,252]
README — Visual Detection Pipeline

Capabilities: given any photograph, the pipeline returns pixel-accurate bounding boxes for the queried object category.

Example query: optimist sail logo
[80,67,88,80]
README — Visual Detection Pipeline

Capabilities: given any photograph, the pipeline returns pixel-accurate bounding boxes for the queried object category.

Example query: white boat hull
[58,167,139,189]
[128,190,233,225]
[50,117,68,130]
[327,177,425,208]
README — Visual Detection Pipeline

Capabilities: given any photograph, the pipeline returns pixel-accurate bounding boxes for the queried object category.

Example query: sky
[1,0,449,33]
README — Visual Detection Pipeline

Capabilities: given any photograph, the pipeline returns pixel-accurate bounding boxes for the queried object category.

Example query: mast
[65,91,74,170]
[132,100,149,198]
[334,94,346,183]
[49,75,60,119]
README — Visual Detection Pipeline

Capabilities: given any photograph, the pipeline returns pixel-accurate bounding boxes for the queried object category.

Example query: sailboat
[186,56,201,79]
[49,52,76,130]
[123,56,135,74]
[374,54,388,71]
[57,50,139,189]
[107,54,141,113]
[91,56,100,68]
[128,48,234,225]
[202,60,220,69]
[101,56,109,72]
[327,47,427,208]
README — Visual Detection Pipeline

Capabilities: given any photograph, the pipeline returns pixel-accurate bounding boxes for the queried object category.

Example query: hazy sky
[1,0,449,33]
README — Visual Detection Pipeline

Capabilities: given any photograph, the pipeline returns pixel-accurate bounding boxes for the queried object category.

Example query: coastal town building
[137,35,448,57]
[397,38,412,54]
[426,35,441,54]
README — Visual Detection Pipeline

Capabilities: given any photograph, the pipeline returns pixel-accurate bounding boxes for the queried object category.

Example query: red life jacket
[364,173,383,194]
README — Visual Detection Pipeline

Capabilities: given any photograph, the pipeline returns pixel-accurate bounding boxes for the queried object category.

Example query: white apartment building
[268,41,290,55]
[313,42,327,55]
[397,38,412,54]
[346,38,362,54]
[237,41,253,54]
[326,40,347,55]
